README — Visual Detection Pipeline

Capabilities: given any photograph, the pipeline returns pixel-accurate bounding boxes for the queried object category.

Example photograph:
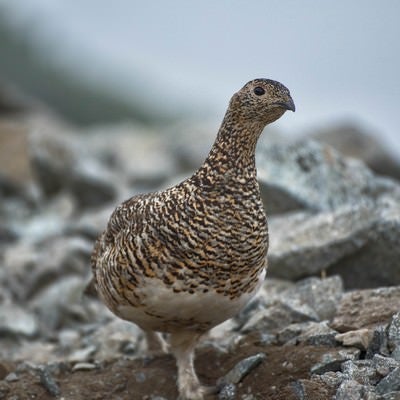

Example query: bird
[91,78,295,400]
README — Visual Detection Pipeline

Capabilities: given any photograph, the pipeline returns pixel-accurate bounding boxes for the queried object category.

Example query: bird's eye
[253,87,265,96]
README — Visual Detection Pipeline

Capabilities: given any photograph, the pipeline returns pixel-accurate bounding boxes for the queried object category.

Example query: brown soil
[1,336,335,400]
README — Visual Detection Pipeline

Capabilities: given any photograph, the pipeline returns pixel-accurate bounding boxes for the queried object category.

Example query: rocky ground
[1,102,400,400]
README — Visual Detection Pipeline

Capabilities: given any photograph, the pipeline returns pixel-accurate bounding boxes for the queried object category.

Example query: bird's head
[230,78,295,125]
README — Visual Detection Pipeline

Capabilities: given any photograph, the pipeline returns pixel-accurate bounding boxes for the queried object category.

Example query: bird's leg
[144,331,169,354]
[170,331,216,400]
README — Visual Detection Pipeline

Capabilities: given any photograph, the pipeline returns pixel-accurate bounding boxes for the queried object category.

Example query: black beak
[275,97,296,112]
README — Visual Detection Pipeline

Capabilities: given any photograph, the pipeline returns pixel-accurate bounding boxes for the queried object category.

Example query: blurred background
[0,0,399,151]
[1,3,400,390]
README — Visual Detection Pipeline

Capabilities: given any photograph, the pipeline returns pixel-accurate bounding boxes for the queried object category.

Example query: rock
[316,371,344,390]
[341,359,380,385]
[38,365,61,397]
[309,124,400,181]
[256,138,399,214]
[32,275,91,332]
[86,123,179,189]
[375,367,400,395]
[278,321,337,347]
[218,383,236,400]
[335,329,374,351]
[334,379,375,400]
[388,313,400,351]
[284,276,343,321]
[378,392,400,400]
[366,326,390,359]
[89,318,142,361]
[241,298,318,334]
[29,128,117,208]
[311,348,360,375]
[298,321,338,347]
[71,362,97,372]
[4,373,18,382]
[2,235,92,302]
[218,353,266,386]
[392,346,400,362]
[290,378,334,400]
[68,345,97,363]
[0,303,38,337]
[277,322,312,345]
[373,355,399,377]
[268,196,400,287]
[331,287,400,332]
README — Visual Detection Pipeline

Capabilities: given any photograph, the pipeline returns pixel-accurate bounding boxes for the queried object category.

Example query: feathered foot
[145,331,170,354]
[170,331,217,400]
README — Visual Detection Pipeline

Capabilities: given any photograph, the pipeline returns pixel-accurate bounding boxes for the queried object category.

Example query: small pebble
[218,383,236,400]
[134,371,146,383]
[72,362,97,372]
[5,373,18,382]
[39,366,61,397]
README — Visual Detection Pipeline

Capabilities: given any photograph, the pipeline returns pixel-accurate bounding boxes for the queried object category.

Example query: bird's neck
[196,108,265,183]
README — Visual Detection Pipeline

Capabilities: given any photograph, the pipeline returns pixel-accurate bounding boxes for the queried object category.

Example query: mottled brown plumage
[92,78,295,399]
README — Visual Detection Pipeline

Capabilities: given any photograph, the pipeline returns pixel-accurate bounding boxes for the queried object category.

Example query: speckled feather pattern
[91,78,294,399]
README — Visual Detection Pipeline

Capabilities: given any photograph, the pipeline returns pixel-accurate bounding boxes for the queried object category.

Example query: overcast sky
[4,0,400,156]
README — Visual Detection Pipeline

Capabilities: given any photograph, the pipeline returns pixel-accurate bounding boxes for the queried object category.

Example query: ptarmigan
[91,78,295,400]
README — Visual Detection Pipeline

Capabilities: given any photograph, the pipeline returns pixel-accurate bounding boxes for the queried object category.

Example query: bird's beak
[274,97,296,112]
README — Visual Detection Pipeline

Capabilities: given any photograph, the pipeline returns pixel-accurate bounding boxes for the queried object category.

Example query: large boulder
[256,138,398,214]
[268,194,400,288]
[309,124,400,181]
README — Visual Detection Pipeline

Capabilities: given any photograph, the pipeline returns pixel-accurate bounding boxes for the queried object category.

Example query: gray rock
[290,380,307,400]
[29,129,117,208]
[38,365,61,397]
[391,346,400,362]
[284,276,343,321]
[218,353,266,386]
[268,196,400,287]
[311,348,360,375]
[334,379,375,400]
[256,138,399,214]
[341,359,380,385]
[278,321,337,346]
[366,326,390,359]
[376,367,400,395]
[89,318,142,361]
[2,235,92,302]
[309,124,400,181]
[277,322,311,345]
[373,355,400,377]
[0,303,38,337]
[378,392,400,400]
[298,321,338,347]
[218,383,236,400]
[243,277,342,336]
[87,123,179,190]
[241,298,317,334]
[316,371,344,390]
[32,275,90,332]
[388,313,400,351]
[4,372,18,382]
